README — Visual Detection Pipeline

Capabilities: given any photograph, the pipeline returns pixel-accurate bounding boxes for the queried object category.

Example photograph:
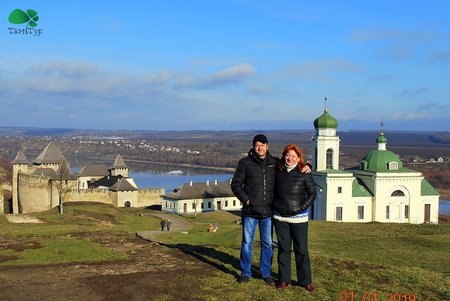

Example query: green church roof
[313,109,338,129]
[376,133,388,144]
[360,149,403,172]
[421,179,439,196]
[352,178,373,197]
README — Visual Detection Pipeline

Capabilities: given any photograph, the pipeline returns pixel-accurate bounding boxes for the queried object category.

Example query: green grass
[144,211,450,300]
[1,204,449,300]
[0,238,127,265]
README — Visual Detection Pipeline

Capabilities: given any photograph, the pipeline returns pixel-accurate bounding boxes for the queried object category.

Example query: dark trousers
[274,219,311,285]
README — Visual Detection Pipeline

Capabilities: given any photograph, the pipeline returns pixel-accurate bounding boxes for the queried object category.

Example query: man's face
[254,141,268,159]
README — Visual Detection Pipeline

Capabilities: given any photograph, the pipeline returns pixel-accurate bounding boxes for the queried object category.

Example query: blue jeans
[240,216,273,278]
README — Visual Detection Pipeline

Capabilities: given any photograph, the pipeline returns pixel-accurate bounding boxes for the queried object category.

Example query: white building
[162,180,241,214]
[311,103,440,224]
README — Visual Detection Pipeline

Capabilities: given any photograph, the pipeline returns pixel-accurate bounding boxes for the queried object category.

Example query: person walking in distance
[160,219,166,231]
[231,134,276,285]
[166,219,172,231]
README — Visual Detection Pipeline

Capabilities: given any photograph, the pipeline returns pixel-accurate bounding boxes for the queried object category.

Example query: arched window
[326,149,333,169]
[391,190,405,197]
[388,162,399,170]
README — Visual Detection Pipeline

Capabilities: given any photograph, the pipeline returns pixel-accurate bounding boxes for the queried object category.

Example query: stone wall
[16,173,165,212]
[18,173,52,213]
[65,189,112,205]
[137,188,164,207]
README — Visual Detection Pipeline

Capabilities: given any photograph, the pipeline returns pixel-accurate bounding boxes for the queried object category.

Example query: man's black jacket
[231,149,276,218]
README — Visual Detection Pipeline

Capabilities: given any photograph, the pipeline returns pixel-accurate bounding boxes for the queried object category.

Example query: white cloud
[175,63,256,89]
[279,58,361,82]
[391,112,428,120]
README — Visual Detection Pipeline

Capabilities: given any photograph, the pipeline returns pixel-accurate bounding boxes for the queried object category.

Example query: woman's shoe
[304,283,315,293]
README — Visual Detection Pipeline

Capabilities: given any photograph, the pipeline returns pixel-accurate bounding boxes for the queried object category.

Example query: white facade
[163,196,241,214]
[311,109,439,224]
[162,180,241,214]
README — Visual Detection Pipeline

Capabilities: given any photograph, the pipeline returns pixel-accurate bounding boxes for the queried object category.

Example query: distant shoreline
[124,159,235,173]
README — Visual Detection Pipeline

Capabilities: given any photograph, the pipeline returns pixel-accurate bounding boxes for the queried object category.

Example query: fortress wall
[137,188,164,207]
[115,190,137,207]
[65,189,112,205]
[18,173,52,213]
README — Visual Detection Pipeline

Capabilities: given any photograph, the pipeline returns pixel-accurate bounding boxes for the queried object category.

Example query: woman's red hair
[279,144,305,171]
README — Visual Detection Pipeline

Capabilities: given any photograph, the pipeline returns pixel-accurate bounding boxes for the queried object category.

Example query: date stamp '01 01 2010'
[340,290,417,301]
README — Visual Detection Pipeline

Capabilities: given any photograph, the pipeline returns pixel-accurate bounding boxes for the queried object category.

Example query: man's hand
[301,165,311,173]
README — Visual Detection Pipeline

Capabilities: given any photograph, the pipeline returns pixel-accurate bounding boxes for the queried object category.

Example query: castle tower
[12,149,30,214]
[33,142,66,171]
[110,154,129,177]
[311,97,340,171]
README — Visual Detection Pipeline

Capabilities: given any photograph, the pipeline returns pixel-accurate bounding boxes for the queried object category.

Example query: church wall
[312,135,340,171]
[312,174,328,220]
[372,175,424,224]
[421,196,439,224]
[324,176,354,222]
[18,173,52,213]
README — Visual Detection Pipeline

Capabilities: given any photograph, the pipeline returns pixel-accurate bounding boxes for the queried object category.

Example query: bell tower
[311,97,340,171]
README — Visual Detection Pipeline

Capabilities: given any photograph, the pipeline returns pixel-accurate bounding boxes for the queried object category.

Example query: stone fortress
[5,142,163,214]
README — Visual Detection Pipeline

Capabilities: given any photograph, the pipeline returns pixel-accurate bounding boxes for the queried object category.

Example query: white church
[310,101,439,224]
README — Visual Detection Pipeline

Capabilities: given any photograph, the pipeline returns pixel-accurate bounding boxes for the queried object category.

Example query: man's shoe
[237,276,250,283]
[304,283,315,293]
[276,281,289,289]
[264,277,275,286]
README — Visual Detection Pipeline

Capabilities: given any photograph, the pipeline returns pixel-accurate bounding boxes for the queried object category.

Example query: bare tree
[51,159,73,214]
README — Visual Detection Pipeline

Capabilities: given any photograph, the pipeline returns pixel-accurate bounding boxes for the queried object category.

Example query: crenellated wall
[137,188,164,207]
[65,189,112,205]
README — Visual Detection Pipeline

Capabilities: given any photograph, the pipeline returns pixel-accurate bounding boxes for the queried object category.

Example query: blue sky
[1,1,449,131]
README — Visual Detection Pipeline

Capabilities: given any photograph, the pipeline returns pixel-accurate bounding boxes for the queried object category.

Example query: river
[130,170,233,192]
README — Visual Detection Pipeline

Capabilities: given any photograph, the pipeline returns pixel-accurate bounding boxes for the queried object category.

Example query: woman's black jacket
[231,149,276,218]
[273,164,317,217]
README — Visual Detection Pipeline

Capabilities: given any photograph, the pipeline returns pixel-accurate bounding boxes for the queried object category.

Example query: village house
[162,179,241,214]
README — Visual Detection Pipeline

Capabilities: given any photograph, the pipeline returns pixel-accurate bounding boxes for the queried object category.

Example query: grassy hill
[1,203,449,300]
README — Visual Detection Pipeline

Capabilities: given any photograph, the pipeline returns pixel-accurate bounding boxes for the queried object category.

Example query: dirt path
[0,229,216,301]
[136,212,193,243]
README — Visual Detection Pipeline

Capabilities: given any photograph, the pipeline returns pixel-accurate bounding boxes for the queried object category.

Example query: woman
[273,144,316,292]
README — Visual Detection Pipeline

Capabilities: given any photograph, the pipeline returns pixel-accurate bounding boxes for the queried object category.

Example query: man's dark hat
[253,134,268,145]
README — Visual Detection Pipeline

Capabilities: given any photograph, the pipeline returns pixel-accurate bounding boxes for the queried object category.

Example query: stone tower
[11,149,30,214]
[110,154,129,177]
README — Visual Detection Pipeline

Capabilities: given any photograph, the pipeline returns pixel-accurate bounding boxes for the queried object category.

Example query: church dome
[376,133,387,144]
[360,149,403,172]
[313,109,338,129]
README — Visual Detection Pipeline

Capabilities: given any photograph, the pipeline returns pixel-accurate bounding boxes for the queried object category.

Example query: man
[231,134,276,285]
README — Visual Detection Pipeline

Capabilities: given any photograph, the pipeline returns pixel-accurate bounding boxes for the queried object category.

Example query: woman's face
[284,149,300,166]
